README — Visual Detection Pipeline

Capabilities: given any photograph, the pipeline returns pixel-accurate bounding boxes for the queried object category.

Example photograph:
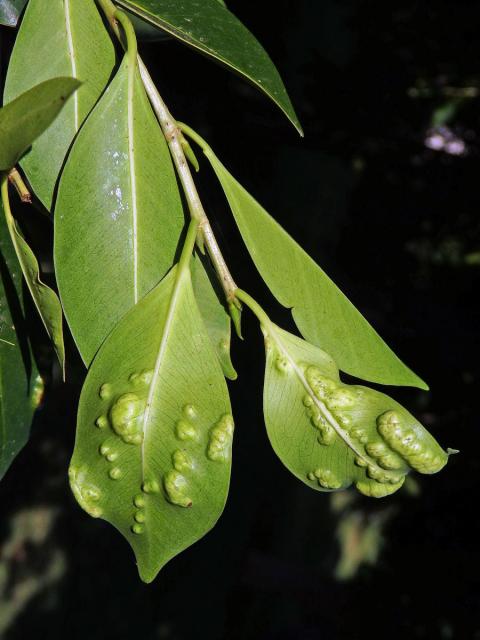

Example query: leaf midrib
[64,0,79,131]
[268,325,379,470]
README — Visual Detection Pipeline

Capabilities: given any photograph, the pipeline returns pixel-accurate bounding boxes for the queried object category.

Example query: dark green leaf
[0,198,43,481]
[262,323,450,497]
[55,54,185,366]
[187,130,427,390]
[0,77,80,171]
[191,254,236,380]
[0,0,27,27]
[115,0,302,134]
[4,0,115,208]
[1,179,65,371]
[70,265,233,582]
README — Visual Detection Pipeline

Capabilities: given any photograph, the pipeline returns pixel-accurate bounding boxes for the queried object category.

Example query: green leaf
[186,129,427,390]
[4,0,115,208]
[114,0,302,134]
[70,265,233,582]
[1,179,65,372]
[0,198,43,481]
[262,323,449,498]
[0,0,27,27]
[191,254,236,380]
[0,77,81,171]
[55,54,185,366]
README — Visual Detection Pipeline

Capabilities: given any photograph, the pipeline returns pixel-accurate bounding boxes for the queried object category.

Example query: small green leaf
[0,77,81,171]
[0,198,43,481]
[0,0,27,27]
[4,0,115,208]
[1,178,65,372]
[262,323,449,498]
[185,129,427,389]
[115,0,302,134]
[55,54,185,366]
[70,265,233,582]
[191,254,236,380]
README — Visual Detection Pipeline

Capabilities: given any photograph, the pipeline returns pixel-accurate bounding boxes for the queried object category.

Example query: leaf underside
[114,0,302,134]
[263,324,448,498]
[70,267,233,582]
[0,200,42,480]
[4,0,115,208]
[198,142,427,390]
[55,55,185,366]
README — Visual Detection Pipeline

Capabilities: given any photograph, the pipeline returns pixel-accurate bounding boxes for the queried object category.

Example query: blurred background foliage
[0,1,478,638]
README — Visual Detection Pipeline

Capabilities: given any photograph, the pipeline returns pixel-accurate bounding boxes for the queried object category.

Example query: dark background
[1,1,479,638]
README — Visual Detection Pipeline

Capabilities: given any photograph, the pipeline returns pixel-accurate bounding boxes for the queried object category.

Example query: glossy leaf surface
[0,0,27,27]
[55,55,185,365]
[262,323,449,498]
[0,200,42,480]
[191,255,236,380]
[1,180,65,371]
[70,266,233,582]
[115,0,302,134]
[4,0,115,208]
[0,77,80,171]
[194,136,427,389]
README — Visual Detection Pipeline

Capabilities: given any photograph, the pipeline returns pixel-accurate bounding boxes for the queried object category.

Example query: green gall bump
[131,523,144,535]
[207,414,234,462]
[133,494,145,508]
[69,466,103,518]
[109,392,144,445]
[365,441,387,457]
[356,477,405,498]
[106,451,118,462]
[313,468,342,490]
[182,404,197,420]
[99,442,110,456]
[317,424,336,446]
[175,419,197,441]
[275,356,290,374]
[307,471,316,481]
[305,366,337,398]
[172,449,193,472]
[377,453,404,470]
[163,470,192,508]
[377,410,448,474]
[142,480,160,494]
[303,395,314,408]
[99,383,112,399]
[328,389,355,410]
[109,467,122,480]
[134,511,146,523]
[355,456,368,467]
[95,415,108,429]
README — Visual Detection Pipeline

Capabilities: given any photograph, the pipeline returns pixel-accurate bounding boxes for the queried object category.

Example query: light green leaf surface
[187,130,426,389]
[1,179,65,371]
[115,0,302,134]
[0,77,81,171]
[0,199,43,481]
[191,254,236,380]
[262,323,449,498]
[0,0,27,27]
[55,54,185,366]
[4,0,115,208]
[70,265,233,582]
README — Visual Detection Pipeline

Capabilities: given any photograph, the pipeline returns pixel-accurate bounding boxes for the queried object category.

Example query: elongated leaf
[55,54,185,366]
[190,134,427,389]
[115,0,302,134]
[70,265,233,582]
[0,199,43,481]
[1,180,65,371]
[262,323,450,497]
[0,0,27,27]
[191,254,236,380]
[0,77,81,171]
[4,0,115,208]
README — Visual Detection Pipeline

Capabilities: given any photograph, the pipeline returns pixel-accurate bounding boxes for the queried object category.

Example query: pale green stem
[234,288,274,331]
[8,168,31,203]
